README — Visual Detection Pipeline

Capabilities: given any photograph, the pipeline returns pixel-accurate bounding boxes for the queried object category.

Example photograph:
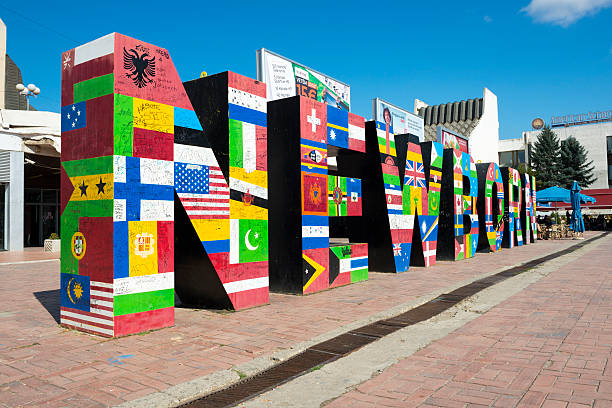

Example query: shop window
[499,152,514,167]
[43,190,57,204]
[25,188,41,204]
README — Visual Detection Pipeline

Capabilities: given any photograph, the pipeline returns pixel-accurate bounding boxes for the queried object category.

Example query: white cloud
[484,15,493,22]
[522,0,612,27]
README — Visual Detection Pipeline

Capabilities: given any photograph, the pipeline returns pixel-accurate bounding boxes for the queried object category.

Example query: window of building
[499,150,526,168]
[499,152,512,167]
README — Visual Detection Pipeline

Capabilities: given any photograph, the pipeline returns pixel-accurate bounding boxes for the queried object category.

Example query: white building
[415,88,500,163]
[499,112,612,189]
[0,18,61,250]
[0,110,60,250]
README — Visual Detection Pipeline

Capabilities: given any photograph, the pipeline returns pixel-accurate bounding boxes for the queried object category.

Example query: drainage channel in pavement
[180,233,608,408]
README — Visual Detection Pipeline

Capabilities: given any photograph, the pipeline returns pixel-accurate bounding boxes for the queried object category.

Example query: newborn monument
[60,33,536,337]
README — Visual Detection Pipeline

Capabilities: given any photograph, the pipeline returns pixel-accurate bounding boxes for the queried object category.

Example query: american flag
[60,281,114,337]
[175,162,229,219]
[405,160,426,188]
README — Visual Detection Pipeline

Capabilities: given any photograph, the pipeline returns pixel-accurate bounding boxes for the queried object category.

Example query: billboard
[372,98,424,141]
[437,125,469,154]
[256,48,350,111]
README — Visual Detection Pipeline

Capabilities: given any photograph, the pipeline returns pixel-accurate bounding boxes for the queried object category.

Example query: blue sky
[1,0,611,139]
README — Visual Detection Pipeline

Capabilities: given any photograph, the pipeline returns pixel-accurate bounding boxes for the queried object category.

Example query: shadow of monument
[33,289,61,324]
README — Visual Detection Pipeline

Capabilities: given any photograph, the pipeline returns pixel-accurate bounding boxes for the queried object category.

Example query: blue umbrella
[536,186,571,203]
[570,181,585,233]
[536,186,596,204]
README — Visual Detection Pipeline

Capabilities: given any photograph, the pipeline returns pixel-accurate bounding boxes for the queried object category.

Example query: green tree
[517,163,536,177]
[530,126,561,189]
[559,136,595,188]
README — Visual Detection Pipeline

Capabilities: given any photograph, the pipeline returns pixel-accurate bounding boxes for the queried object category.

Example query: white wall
[0,18,7,110]
[498,137,524,152]
[469,88,499,163]
[8,151,23,250]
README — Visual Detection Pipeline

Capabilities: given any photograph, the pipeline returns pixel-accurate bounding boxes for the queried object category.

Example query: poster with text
[257,49,350,111]
[373,98,424,141]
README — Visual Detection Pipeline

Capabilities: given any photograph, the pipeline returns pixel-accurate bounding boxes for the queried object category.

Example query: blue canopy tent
[536,186,572,203]
[536,186,596,205]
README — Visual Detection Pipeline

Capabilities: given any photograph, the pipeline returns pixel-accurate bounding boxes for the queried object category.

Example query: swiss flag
[300,97,327,144]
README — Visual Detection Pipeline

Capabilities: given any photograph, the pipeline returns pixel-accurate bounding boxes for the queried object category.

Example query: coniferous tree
[559,137,595,188]
[530,126,561,189]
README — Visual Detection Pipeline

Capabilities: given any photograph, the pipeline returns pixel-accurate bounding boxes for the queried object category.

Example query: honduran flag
[302,215,329,251]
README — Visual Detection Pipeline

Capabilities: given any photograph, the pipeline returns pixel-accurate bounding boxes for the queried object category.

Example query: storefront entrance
[24,154,61,247]
[24,189,59,247]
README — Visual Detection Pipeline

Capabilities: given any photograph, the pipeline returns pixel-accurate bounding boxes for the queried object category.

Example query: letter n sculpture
[174,72,270,310]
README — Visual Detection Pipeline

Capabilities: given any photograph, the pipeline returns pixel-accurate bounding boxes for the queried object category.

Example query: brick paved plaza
[324,233,612,408]
[0,232,610,407]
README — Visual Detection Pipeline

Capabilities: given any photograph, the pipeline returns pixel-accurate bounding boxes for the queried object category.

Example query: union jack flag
[393,243,402,256]
[405,160,426,188]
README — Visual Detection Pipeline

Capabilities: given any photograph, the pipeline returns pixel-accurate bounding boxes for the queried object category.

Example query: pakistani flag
[230,219,269,263]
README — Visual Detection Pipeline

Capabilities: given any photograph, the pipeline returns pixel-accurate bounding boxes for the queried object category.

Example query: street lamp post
[15,83,40,111]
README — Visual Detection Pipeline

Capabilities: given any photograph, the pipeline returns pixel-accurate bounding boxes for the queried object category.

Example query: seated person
[544,215,552,227]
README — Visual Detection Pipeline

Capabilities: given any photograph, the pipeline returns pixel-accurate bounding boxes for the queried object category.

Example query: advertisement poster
[437,126,469,154]
[257,49,350,111]
[373,98,424,141]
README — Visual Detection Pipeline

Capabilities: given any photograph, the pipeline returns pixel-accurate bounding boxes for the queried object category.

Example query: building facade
[499,112,612,189]
[0,18,60,250]
[415,88,500,163]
